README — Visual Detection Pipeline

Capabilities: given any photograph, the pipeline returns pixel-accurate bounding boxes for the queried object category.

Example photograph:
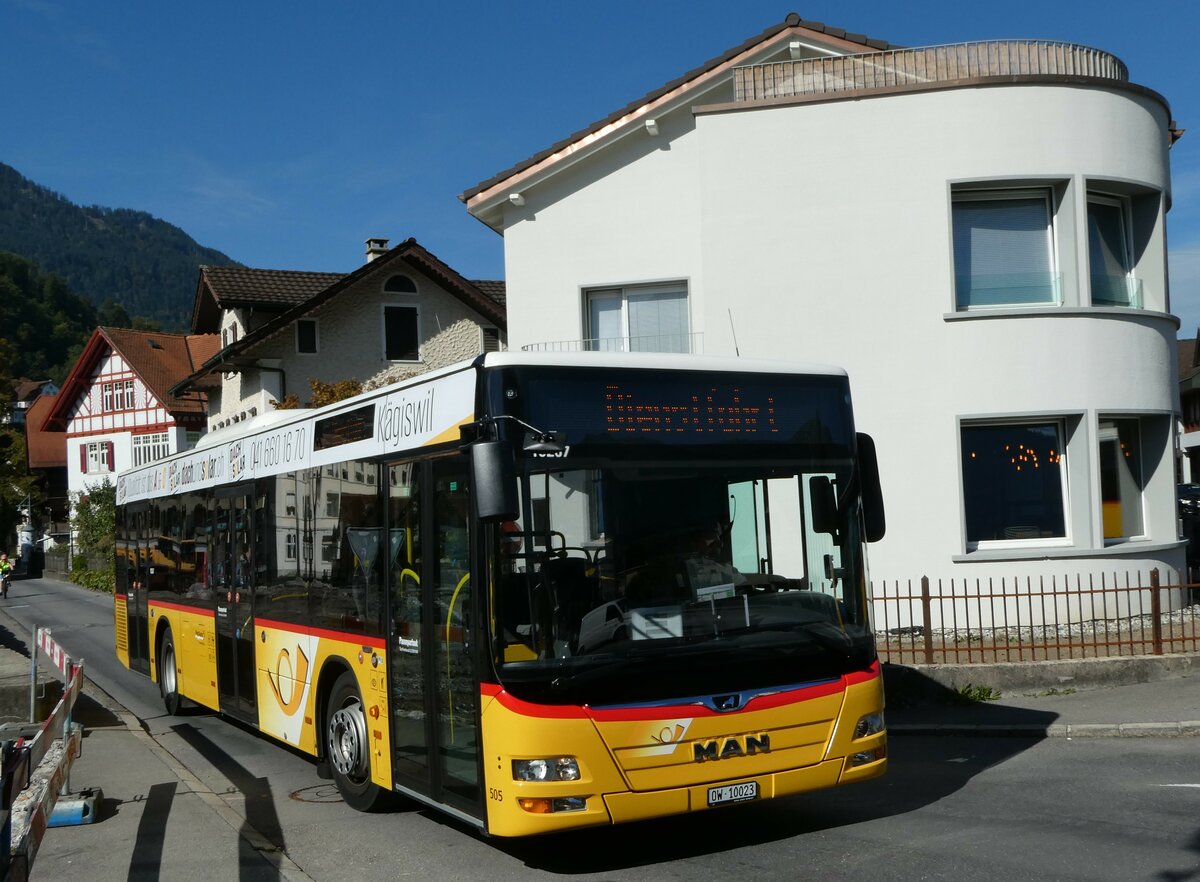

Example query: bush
[70,567,114,593]
[71,553,89,573]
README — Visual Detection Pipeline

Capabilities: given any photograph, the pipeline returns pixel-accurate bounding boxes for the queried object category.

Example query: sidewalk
[0,631,314,881]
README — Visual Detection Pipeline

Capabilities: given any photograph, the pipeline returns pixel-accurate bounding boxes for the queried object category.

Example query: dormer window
[384,274,418,294]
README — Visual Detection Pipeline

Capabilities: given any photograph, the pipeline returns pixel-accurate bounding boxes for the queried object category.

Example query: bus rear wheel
[159,627,181,715]
[325,671,392,812]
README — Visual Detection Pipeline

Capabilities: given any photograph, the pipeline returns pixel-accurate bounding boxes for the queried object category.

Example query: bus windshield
[491,458,874,706]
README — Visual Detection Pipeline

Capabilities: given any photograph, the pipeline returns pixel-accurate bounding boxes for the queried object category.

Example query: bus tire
[159,627,182,715]
[325,671,392,812]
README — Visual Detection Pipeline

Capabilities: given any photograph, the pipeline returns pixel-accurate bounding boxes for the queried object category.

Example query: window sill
[952,538,1186,563]
[944,306,1178,326]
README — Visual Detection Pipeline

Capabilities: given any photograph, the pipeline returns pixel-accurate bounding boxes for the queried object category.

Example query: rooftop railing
[522,332,703,354]
[733,40,1128,103]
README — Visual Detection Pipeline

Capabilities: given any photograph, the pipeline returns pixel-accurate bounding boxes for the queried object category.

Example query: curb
[889,721,1200,738]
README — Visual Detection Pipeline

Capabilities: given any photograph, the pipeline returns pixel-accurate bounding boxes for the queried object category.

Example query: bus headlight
[853,712,885,739]
[512,757,581,782]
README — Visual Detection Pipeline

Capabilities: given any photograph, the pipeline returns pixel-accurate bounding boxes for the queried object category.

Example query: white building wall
[499,81,1183,589]
[211,267,496,427]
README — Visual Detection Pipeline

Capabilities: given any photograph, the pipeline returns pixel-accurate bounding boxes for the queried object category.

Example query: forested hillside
[0,252,101,384]
[0,162,240,330]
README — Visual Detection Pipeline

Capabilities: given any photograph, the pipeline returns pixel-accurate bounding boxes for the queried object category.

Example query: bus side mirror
[857,432,886,543]
[809,476,838,536]
[471,440,520,522]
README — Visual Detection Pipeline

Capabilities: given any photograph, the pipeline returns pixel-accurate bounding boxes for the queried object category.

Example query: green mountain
[0,162,241,330]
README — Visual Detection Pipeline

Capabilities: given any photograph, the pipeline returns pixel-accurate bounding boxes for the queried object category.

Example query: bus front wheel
[325,671,392,812]
[159,627,181,715]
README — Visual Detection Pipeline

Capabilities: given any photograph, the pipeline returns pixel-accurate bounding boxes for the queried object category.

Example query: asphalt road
[8,576,1200,881]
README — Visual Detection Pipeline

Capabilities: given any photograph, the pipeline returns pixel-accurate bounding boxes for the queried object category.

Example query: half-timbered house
[42,327,220,499]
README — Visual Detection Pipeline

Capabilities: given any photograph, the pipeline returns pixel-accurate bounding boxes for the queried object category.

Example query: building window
[285,532,298,561]
[325,493,339,517]
[1087,194,1138,308]
[296,318,319,354]
[961,421,1067,545]
[481,326,501,353]
[586,283,690,352]
[82,440,113,474]
[101,380,135,412]
[131,432,171,467]
[320,534,337,562]
[952,190,1058,309]
[383,305,420,361]
[384,274,417,294]
[1099,418,1144,541]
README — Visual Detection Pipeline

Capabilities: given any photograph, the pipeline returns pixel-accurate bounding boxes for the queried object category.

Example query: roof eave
[463,17,894,228]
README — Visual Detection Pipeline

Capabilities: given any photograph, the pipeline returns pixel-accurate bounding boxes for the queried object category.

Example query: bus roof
[116,352,851,503]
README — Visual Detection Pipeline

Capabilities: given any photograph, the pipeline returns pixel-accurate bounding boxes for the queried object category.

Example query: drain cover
[289,784,343,803]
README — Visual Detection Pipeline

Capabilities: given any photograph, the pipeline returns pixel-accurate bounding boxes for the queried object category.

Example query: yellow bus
[115,352,887,836]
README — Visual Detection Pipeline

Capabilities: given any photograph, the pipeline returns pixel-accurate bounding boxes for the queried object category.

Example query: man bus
[115,351,886,836]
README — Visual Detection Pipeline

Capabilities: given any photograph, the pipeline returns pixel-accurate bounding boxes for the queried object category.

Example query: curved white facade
[478,41,1182,614]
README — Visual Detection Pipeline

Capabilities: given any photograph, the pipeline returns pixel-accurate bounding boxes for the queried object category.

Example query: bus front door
[387,459,482,821]
[214,490,257,723]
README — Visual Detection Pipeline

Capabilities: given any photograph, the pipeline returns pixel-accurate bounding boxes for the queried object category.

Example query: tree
[72,479,115,560]
[69,479,116,592]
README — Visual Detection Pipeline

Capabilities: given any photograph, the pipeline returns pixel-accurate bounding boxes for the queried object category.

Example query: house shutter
[79,443,88,472]
[105,441,115,471]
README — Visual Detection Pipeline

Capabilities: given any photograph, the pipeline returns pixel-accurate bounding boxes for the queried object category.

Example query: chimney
[365,238,389,262]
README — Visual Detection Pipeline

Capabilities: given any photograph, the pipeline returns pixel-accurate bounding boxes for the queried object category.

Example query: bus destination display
[604,383,778,436]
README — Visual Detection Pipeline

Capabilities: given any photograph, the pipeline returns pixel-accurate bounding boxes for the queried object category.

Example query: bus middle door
[126,505,151,676]
[214,488,258,724]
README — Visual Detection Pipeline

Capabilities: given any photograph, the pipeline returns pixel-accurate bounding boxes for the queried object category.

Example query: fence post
[1150,568,1163,656]
[921,576,934,664]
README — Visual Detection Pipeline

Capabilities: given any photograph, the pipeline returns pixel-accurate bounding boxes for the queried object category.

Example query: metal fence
[733,40,1128,103]
[872,569,1200,665]
[522,331,704,354]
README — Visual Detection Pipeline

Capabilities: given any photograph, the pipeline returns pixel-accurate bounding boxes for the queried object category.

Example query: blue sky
[3,1,1198,333]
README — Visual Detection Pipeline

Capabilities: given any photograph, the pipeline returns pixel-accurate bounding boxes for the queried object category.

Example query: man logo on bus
[693,733,771,762]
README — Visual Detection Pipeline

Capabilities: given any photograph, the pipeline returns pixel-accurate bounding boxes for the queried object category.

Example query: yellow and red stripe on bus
[478,663,886,836]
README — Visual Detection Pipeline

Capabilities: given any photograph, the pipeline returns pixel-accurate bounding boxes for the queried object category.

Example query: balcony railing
[522,332,704,354]
[733,40,1129,103]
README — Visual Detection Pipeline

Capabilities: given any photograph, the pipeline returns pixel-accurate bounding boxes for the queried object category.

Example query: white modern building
[461,14,1186,604]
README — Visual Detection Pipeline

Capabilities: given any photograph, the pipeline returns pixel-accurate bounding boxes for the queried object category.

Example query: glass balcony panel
[955,272,1062,309]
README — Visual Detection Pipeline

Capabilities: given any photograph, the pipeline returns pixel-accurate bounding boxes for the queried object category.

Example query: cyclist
[0,553,12,599]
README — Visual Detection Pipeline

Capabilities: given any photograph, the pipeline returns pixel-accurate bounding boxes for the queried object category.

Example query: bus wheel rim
[329,701,368,779]
[162,643,176,695]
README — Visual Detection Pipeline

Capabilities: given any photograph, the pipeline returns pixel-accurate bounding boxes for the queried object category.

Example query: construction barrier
[0,628,88,882]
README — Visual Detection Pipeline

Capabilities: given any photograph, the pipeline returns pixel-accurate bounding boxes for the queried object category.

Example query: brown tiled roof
[200,266,344,308]
[24,394,65,469]
[185,334,222,370]
[460,12,897,203]
[1180,339,1200,382]
[12,378,52,403]
[102,328,218,415]
[472,280,506,308]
